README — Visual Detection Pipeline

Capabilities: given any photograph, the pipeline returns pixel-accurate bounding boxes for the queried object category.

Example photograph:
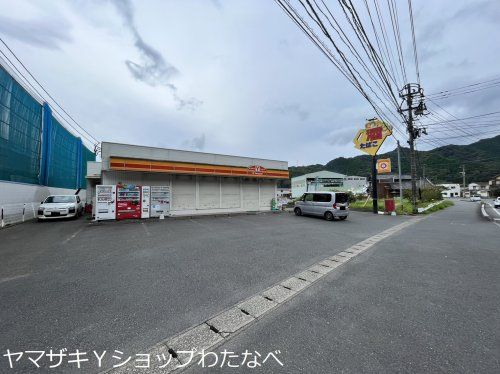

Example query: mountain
[285,135,500,186]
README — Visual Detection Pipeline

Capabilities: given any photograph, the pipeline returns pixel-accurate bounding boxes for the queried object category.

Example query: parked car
[37,195,83,220]
[494,197,500,208]
[294,191,349,221]
[470,195,482,202]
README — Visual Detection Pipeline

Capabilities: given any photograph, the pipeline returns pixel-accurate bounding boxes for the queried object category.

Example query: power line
[362,0,399,87]
[427,76,500,97]
[415,157,500,167]
[311,0,399,105]
[0,49,97,147]
[422,110,500,125]
[386,0,407,83]
[407,0,420,84]
[426,99,484,142]
[335,0,399,103]
[425,129,500,141]
[372,0,403,86]
[426,82,500,100]
[0,37,99,146]
[277,0,408,142]
[275,0,431,209]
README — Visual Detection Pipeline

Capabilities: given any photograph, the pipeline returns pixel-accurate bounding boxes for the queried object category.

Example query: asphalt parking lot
[186,200,500,374]
[0,211,410,373]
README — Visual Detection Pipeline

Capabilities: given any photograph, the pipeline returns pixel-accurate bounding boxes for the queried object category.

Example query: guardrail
[1,202,40,228]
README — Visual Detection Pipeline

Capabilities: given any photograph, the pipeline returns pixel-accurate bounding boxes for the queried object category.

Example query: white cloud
[0,0,498,165]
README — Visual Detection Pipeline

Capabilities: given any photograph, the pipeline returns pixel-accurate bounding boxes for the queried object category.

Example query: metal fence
[1,202,40,227]
[0,64,95,190]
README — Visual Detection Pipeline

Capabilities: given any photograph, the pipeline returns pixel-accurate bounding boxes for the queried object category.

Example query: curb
[480,203,492,221]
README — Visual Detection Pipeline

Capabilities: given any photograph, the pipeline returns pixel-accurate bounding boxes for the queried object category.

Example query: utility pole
[460,165,466,197]
[399,83,426,214]
[397,140,403,213]
[407,84,418,214]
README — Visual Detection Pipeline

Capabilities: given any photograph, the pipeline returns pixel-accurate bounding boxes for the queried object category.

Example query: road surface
[0,201,498,373]
[188,200,500,373]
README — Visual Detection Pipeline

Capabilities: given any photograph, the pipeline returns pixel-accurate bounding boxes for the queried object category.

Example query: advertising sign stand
[354,119,392,215]
[371,155,378,214]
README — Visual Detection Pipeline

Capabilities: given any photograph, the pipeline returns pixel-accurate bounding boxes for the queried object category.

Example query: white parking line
[188,219,212,229]
[0,273,31,284]
[62,227,84,244]
[103,217,424,374]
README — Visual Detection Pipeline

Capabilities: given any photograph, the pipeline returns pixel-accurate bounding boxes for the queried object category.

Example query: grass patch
[349,198,454,215]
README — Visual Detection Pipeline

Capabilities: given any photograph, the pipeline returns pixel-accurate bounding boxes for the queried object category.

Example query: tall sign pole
[371,155,378,214]
[353,118,392,214]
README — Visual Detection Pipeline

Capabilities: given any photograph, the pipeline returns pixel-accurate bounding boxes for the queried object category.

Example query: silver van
[294,191,349,221]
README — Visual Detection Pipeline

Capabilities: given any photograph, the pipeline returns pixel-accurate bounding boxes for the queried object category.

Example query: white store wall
[100,171,277,216]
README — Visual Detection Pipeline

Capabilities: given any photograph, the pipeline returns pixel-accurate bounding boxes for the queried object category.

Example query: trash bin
[384,199,395,213]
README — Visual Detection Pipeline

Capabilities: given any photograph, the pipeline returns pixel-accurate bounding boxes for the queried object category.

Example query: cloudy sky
[0,0,499,165]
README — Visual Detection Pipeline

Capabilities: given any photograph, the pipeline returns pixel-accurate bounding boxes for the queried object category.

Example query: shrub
[403,187,443,202]
[346,191,356,202]
[421,187,444,202]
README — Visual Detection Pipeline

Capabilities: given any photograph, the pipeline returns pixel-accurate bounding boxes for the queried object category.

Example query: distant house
[466,182,490,198]
[375,174,433,199]
[439,183,460,198]
[488,174,500,197]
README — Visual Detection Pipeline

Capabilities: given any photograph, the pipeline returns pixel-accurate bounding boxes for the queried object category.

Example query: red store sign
[248,165,267,175]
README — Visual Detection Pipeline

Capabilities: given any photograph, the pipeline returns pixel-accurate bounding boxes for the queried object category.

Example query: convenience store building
[86,142,289,218]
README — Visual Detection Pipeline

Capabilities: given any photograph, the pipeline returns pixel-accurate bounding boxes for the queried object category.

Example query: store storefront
[86,142,289,219]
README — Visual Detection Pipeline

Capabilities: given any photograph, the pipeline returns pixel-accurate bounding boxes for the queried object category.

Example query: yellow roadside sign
[377,158,391,173]
[353,119,392,156]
